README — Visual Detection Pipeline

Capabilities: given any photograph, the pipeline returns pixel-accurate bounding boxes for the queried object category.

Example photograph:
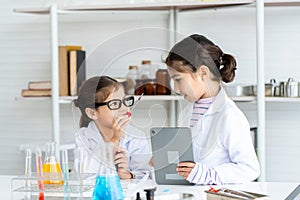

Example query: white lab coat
[178,86,260,184]
[74,121,151,177]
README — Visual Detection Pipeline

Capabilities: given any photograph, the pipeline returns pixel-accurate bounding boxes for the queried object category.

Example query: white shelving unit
[16,0,300,180]
[16,95,300,103]
[14,0,255,161]
[264,0,300,6]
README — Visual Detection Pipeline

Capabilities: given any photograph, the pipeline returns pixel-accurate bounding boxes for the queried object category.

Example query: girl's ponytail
[219,53,237,83]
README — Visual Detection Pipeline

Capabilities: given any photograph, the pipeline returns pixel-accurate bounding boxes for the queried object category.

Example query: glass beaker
[42,142,63,185]
[92,142,124,200]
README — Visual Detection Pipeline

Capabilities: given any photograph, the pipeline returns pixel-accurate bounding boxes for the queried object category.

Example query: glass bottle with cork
[126,65,139,95]
[156,64,171,95]
[136,60,158,95]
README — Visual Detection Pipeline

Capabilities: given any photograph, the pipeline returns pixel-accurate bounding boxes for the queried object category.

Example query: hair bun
[220,53,237,83]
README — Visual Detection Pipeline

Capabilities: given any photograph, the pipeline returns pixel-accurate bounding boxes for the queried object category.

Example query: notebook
[150,127,194,185]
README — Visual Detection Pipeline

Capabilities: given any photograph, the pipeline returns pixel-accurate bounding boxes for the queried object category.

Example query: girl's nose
[120,102,128,112]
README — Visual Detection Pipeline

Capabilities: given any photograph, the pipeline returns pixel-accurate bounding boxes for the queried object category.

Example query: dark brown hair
[74,76,122,128]
[165,34,237,83]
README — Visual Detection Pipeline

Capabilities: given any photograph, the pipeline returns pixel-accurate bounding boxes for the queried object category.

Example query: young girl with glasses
[74,76,151,179]
[165,34,260,184]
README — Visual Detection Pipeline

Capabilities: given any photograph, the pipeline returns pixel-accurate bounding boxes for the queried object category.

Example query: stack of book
[21,81,52,97]
[20,45,86,97]
[59,45,86,96]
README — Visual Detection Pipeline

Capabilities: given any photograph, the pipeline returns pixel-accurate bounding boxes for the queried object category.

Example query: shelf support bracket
[168,8,179,127]
[256,0,266,181]
[50,4,60,161]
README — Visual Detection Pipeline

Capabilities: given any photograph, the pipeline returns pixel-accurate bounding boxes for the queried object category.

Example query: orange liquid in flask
[42,163,63,184]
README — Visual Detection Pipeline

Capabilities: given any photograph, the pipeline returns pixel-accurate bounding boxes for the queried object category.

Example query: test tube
[62,149,70,200]
[77,147,84,176]
[126,93,144,117]
[129,93,143,113]
[36,147,44,200]
[62,149,69,177]
[115,138,124,171]
[77,148,84,187]
[25,148,32,188]
[36,148,43,175]
[77,147,84,198]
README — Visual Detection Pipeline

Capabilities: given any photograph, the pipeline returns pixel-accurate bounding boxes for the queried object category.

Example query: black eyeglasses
[94,96,135,110]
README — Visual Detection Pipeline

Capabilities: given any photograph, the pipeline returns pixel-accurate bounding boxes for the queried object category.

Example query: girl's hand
[176,161,196,179]
[111,113,131,142]
[114,148,132,179]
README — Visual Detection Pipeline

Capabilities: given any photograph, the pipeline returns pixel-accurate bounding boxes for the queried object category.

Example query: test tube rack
[11,172,96,200]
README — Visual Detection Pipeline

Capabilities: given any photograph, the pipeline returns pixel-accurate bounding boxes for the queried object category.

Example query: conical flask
[92,142,124,200]
[42,142,63,185]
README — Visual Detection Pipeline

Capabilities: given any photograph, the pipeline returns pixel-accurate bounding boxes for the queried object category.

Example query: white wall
[0,0,171,175]
[1,1,299,182]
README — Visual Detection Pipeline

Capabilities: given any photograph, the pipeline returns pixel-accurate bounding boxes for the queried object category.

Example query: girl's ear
[85,108,98,120]
[197,65,209,80]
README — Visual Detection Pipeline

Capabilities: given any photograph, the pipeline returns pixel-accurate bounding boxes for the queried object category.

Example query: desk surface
[156,182,299,200]
[2,175,299,200]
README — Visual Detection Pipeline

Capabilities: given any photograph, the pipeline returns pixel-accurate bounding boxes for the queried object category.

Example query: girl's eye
[175,78,181,83]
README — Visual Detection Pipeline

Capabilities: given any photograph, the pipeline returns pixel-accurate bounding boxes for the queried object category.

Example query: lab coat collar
[204,86,227,116]
[87,121,104,141]
[80,121,105,151]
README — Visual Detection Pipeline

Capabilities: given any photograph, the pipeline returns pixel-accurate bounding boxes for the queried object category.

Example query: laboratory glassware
[42,142,63,185]
[92,142,124,200]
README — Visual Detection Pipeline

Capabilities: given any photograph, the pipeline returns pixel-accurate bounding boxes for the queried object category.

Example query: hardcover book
[69,50,86,96]
[28,81,51,90]
[21,89,52,97]
[59,45,82,96]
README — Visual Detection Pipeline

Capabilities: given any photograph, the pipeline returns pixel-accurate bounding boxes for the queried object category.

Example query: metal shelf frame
[15,0,300,180]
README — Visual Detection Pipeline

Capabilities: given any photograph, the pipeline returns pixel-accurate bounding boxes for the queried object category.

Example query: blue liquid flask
[92,143,125,200]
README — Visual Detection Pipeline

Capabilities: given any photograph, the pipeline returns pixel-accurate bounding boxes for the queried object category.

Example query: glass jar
[126,65,139,95]
[139,60,158,80]
[156,64,171,95]
[144,79,156,95]
[134,79,145,95]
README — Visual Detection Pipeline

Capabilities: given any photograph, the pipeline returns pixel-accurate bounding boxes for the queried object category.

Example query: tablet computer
[150,127,194,185]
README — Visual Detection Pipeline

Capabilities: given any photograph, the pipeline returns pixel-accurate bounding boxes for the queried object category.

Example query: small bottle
[139,60,151,80]
[156,64,171,95]
[42,142,63,185]
[136,192,141,200]
[134,79,145,95]
[139,60,159,79]
[126,65,139,95]
[144,79,156,95]
[139,60,158,95]
[144,188,156,200]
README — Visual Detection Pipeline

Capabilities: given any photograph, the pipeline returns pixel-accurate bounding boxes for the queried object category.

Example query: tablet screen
[150,127,194,185]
